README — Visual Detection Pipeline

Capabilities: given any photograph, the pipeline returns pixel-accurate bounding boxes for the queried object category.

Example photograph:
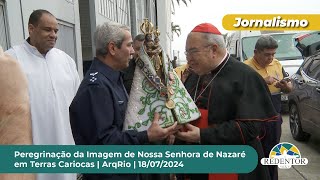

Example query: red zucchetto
[191,23,221,35]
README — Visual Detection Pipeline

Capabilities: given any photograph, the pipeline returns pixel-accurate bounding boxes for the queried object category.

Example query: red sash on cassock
[190,108,238,180]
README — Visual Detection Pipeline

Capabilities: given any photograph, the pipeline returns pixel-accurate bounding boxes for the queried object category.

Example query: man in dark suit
[123,34,145,94]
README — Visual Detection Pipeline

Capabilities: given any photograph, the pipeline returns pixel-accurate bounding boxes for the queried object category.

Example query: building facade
[1,0,173,78]
[80,0,173,74]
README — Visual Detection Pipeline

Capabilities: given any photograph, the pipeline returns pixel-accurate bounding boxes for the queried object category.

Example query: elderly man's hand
[147,112,178,142]
[175,123,200,143]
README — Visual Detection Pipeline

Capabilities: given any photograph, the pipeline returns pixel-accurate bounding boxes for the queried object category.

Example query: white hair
[203,33,226,49]
[94,21,130,56]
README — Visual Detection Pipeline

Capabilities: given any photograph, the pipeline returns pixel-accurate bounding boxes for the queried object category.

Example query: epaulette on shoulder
[87,71,99,84]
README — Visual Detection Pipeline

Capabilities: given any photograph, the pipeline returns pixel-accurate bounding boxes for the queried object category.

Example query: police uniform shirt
[69,58,149,145]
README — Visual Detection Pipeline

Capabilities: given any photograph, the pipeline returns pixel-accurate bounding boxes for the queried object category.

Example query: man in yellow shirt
[244,35,292,180]
[174,64,190,83]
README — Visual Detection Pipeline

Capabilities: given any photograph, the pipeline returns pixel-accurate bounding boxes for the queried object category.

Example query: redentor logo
[261,142,308,169]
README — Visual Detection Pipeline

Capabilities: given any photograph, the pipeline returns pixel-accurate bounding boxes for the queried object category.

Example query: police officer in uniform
[69,22,177,180]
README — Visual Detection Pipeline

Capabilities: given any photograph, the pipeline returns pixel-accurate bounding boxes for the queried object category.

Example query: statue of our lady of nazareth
[123,19,201,131]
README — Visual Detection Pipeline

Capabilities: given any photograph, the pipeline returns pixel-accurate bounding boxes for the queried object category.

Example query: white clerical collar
[213,52,228,70]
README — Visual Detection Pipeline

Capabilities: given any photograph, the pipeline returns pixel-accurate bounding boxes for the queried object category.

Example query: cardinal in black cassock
[176,23,277,180]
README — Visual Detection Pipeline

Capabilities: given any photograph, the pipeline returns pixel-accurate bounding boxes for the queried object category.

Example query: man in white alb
[6,9,79,180]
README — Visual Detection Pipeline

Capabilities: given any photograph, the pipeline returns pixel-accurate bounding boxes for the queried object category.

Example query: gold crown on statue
[140,18,154,34]
[154,28,160,37]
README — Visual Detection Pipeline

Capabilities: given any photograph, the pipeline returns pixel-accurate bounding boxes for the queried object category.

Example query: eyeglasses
[184,45,212,57]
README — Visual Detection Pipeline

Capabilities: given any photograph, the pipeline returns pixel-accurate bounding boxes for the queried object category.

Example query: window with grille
[148,0,156,25]
[136,0,146,26]
[98,0,130,26]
